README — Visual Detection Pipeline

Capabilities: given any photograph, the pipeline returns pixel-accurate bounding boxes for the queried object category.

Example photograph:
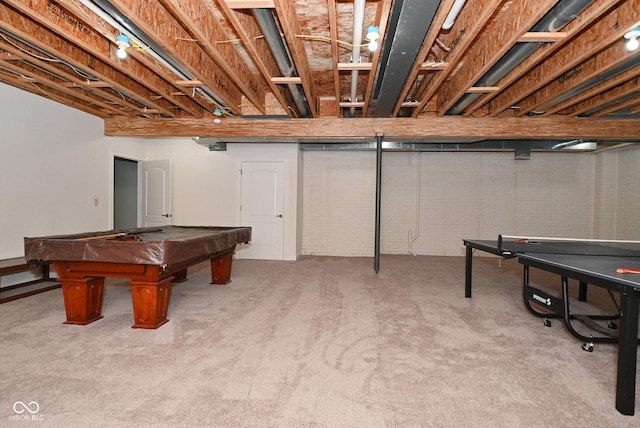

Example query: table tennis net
[497,235,640,257]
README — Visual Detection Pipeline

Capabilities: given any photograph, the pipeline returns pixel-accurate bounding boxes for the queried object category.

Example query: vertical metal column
[374,134,383,273]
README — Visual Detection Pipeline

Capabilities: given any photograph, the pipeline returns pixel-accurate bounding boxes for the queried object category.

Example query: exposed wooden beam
[436,0,559,116]
[105,116,640,140]
[225,0,275,9]
[337,62,373,71]
[393,0,455,117]
[60,0,211,115]
[318,96,339,117]
[339,102,366,107]
[272,0,318,116]
[561,74,640,117]
[60,81,111,88]
[410,0,505,117]
[593,95,640,118]
[519,32,567,42]
[327,0,340,117]
[160,0,266,114]
[0,3,180,117]
[175,80,203,87]
[107,0,244,113]
[420,61,449,70]
[467,87,500,93]
[271,76,302,84]
[0,73,113,118]
[5,0,204,117]
[463,0,621,117]
[488,1,639,116]
[516,36,640,115]
[216,0,291,115]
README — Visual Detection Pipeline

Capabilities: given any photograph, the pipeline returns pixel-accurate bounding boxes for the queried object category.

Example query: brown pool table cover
[24,226,251,266]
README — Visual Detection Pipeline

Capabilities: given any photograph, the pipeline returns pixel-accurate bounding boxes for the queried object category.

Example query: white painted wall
[594,146,640,240]
[142,141,300,260]
[301,150,600,257]
[0,83,145,260]
[2,81,639,266]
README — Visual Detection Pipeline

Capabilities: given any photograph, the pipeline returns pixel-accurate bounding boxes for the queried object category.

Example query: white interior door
[142,159,172,226]
[240,161,285,260]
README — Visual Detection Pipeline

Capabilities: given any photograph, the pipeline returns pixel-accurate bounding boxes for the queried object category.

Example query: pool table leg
[60,277,105,325]
[210,253,233,284]
[129,277,172,329]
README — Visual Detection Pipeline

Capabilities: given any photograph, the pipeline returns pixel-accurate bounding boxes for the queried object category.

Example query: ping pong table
[463,235,640,416]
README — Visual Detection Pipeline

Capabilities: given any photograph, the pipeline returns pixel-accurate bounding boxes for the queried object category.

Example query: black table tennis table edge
[462,237,640,416]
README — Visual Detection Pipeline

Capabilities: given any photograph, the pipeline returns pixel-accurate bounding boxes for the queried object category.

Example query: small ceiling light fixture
[115,34,130,59]
[366,26,380,51]
[213,108,223,124]
[624,26,640,51]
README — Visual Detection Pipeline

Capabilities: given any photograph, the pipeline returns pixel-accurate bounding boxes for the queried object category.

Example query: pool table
[24,226,251,329]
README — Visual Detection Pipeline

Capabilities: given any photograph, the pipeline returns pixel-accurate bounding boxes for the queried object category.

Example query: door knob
[276,214,283,218]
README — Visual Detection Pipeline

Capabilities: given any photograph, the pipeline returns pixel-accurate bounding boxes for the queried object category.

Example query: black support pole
[374,133,383,273]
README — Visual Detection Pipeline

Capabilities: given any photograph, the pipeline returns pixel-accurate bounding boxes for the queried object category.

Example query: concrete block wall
[302,150,597,257]
[594,146,640,240]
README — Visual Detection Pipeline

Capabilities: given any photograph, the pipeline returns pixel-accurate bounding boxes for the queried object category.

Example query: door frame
[109,152,143,229]
[238,160,286,260]
[235,158,292,260]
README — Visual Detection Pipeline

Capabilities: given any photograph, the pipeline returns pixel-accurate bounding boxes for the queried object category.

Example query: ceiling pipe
[83,0,226,109]
[254,9,309,117]
[349,0,366,118]
[534,54,640,113]
[298,139,602,151]
[446,0,595,115]
[442,0,467,30]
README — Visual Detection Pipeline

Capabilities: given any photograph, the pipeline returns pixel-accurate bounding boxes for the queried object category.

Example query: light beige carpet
[0,255,637,427]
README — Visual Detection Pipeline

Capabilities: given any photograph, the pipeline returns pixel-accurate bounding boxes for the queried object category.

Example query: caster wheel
[543,318,551,327]
[582,342,594,352]
[607,320,617,330]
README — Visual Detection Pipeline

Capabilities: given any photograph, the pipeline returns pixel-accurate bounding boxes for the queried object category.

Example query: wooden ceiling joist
[272,0,318,117]
[392,0,455,117]
[160,0,266,114]
[216,0,292,115]
[0,2,185,118]
[560,74,640,117]
[435,0,560,116]
[545,67,640,117]
[519,32,567,42]
[106,0,245,114]
[410,0,505,117]
[487,1,640,117]
[0,0,637,137]
[225,0,275,9]
[515,41,640,116]
[462,0,622,117]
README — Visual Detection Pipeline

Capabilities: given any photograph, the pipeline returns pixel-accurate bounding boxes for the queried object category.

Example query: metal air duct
[348,0,366,117]
[534,54,640,113]
[446,0,595,115]
[86,0,226,108]
[372,0,442,117]
[254,9,310,117]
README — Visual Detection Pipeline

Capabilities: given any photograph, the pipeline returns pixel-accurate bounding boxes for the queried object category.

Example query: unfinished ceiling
[1,0,639,147]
